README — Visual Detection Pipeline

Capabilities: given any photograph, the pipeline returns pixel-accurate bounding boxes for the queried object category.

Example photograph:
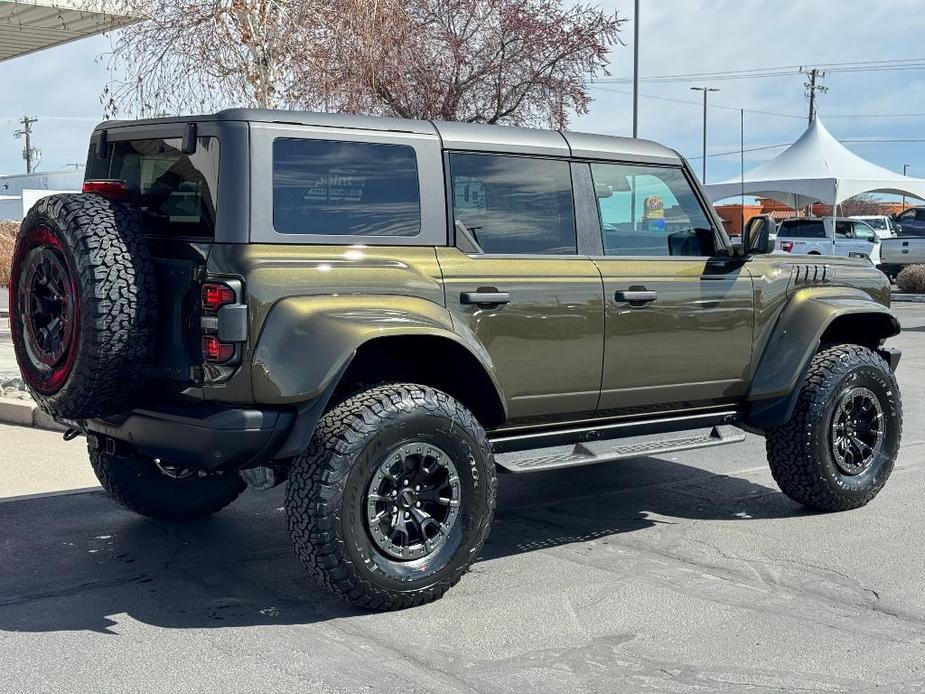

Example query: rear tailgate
[881,237,925,265]
[85,132,221,397]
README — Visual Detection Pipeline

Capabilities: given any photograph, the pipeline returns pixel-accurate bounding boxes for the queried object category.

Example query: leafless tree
[838,193,887,217]
[105,0,622,127]
[103,0,323,116]
[303,0,624,128]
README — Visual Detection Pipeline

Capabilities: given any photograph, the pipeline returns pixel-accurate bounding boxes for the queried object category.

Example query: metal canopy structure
[0,0,137,62]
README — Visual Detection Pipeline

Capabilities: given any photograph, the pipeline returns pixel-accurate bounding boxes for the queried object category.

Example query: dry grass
[896,264,925,295]
[0,220,19,287]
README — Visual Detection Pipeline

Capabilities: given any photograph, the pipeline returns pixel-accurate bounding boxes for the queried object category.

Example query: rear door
[437,152,604,425]
[836,220,877,260]
[583,161,754,413]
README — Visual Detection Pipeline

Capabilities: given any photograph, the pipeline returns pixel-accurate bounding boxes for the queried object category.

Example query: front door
[438,152,604,425]
[585,161,754,414]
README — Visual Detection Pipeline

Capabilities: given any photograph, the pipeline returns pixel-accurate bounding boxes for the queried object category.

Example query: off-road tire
[89,444,246,521]
[10,194,157,420]
[285,384,497,610]
[766,344,902,511]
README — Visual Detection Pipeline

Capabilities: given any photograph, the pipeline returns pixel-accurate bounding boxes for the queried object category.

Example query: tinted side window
[590,163,715,257]
[449,153,576,255]
[273,138,420,236]
[779,221,826,238]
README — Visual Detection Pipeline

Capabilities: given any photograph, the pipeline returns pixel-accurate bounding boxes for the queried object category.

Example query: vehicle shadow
[0,455,807,634]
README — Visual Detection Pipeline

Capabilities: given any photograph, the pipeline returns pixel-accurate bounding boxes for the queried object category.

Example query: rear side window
[86,137,219,238]
[449,153,576,254]
[273,138,420,237]
[779,220,826,238]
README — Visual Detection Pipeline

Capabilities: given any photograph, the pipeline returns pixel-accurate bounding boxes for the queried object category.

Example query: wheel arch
[254,295,508,459]
[745,288,900,429]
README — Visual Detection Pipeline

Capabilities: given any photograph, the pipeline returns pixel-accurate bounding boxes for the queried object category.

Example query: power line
[687,143,791,160]
[687,137,925,161]
[591,58,925,85]
[588,85,806,119]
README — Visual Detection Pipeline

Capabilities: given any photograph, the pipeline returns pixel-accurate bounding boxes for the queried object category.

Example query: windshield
[863,218,887,230]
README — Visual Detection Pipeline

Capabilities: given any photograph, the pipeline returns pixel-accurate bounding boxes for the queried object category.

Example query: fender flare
[745,287,900,429]
[251,294,507,457]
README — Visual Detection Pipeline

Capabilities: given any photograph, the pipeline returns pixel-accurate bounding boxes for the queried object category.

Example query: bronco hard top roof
[94,108,682,165]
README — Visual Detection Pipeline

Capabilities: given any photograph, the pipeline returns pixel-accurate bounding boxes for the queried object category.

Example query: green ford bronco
[9,110,902,610]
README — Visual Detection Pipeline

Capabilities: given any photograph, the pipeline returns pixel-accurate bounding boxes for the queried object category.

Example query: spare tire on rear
[9,193,157,420]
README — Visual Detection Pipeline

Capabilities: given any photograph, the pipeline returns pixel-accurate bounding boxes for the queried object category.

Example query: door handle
[615,289,657,305]
[460,290,511,307]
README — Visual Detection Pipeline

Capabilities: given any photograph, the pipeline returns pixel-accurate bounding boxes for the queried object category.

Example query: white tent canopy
[705,118,925,209]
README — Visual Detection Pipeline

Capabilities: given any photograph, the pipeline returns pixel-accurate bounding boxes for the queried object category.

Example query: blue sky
[3,0,925,187]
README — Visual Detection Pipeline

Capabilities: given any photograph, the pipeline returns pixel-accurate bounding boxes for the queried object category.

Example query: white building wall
[0,170,83,220]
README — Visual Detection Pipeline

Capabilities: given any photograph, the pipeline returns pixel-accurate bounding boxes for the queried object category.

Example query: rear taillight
[201,335,235,364]
[82,179,129,200]
[200,280,243,366]
[201,282,236,312]
[780,241,794,253]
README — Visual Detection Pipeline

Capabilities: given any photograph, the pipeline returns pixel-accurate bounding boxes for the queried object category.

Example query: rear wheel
[285,384,497,610]
[765,344,901,511]
[89,443,246,521]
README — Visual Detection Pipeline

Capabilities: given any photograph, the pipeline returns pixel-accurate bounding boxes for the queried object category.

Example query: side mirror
[743,214,775,255]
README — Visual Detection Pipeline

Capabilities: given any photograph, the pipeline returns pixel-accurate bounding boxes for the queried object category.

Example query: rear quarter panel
[203,244,448,404]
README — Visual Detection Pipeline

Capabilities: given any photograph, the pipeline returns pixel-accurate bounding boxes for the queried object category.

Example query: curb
[0,397,67,433]
[891,293,925,303]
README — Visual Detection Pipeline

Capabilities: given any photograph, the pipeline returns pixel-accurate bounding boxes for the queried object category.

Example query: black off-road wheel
[89,443,246,521]
[9,194,157,420]
[285,384,497,611]
[766,344,902,511]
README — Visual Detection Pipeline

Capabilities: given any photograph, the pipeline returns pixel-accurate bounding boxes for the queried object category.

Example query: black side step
[494,424,746,474]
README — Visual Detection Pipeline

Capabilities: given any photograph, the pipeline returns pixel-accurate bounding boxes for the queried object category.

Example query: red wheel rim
[9,226,81,395]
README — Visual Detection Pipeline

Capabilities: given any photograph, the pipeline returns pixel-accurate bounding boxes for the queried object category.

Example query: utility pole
[632,0,639,138]
[13,116,39,174]
[903,164,911,210]
[690,87,719,182]
[801,67,828,124]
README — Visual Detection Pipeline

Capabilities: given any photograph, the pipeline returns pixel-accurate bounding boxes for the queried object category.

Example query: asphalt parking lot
[1,306,924,693]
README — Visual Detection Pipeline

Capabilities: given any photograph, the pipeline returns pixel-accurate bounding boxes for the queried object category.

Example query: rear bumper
[84,403,296,471]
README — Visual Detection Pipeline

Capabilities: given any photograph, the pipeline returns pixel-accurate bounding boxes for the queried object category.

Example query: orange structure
[714,197,910,235]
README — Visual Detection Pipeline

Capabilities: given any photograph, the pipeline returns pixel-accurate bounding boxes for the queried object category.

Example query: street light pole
[632,0,639,138]
[690,87,719,182]
[903,164,910,210]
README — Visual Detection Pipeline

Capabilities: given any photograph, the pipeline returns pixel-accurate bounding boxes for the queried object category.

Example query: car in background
[776,217,881,264]
[850,215,897,239]
[893,207,925,236]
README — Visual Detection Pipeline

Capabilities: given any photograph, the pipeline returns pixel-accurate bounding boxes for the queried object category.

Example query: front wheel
[285,384,497,610]
[765,344,902,511]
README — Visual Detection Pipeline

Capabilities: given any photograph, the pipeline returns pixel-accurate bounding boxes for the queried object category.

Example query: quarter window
[273,138,421,236]
[590,163,716,257]
[449,153,576,255]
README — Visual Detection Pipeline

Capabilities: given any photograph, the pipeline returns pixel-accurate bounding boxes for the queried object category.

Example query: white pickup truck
[879,236,925,278]
[775,217,881,265]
